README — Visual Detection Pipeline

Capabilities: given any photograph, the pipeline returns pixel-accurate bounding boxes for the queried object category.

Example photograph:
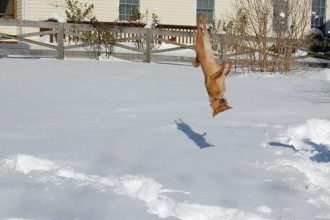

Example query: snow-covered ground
[0,58,329,220]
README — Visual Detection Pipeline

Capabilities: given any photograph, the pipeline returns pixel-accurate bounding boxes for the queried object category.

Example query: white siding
[91,0,119,21]
[16,0,22,19]
[0,26,18,35]
[21,0,119,39]
[326,0,330,33]
[11,0,330,32]
[25,0,66,21]
[140,0,196,25]
[24,0,118,22]
[214,0,233,23]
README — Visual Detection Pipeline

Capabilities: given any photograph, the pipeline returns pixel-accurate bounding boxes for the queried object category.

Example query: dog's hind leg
[193,14,202,68]
[225,61,233,77]
[202,14,208,32]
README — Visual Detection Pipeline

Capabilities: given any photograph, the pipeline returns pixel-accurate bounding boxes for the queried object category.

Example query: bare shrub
[128,8,160,53]
[65,0,115,59]
[226,0,311,73]
[271,0,311,73]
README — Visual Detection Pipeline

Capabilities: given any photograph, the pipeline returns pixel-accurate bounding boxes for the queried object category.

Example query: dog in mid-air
[193,14,232,117]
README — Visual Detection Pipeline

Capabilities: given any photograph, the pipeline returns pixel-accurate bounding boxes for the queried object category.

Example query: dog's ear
[192,58,200,67]
[212,100,232,117]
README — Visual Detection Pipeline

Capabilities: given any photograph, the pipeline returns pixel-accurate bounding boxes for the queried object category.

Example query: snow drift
[3,154,266,220]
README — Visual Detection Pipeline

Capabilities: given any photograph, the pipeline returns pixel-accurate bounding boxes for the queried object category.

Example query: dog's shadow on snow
[269,139,330,163]
[175,119,213,149]
[304,139,330,163]
[268,142,298,152]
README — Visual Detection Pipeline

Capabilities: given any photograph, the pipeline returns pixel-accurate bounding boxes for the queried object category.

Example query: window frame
[119,0,140,22]
[272,0,290,33]
[311,0,326,33]
[197,0,215,23]
[0,0,16,19]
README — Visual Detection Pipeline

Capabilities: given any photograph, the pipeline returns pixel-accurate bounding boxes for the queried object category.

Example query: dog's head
[211,98,232,117]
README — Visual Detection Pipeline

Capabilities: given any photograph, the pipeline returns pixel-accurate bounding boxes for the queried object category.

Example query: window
[311,0,326,33]
[119,0,140,21]
[197,0,214,22]
[273,0,289,33]
[0,0,14,19]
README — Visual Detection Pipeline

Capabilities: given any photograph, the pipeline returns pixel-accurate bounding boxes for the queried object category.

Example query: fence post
[145,29,152,63]
[57,22,64,60]
[220,34,227,63]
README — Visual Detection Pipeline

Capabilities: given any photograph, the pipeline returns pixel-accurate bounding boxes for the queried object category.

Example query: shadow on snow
[269,139,330,163]
[175,119,213,149]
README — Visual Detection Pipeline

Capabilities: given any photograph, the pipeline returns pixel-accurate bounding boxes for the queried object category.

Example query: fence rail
[0,19,205,62]
[1,19,330,67]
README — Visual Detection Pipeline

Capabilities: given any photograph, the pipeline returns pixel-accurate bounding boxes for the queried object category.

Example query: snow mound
[285,118,330,152]
[321,70,330,81]
[4,154,59,175]
[274,158,330,191]
[49,12,66,23]
[271,119,330,187]
[2,154,267,220]
[305,69,330,81]
[255,206,272,214]
[4,218,34,220]
[270,157,330,217]
[269,119,330,218]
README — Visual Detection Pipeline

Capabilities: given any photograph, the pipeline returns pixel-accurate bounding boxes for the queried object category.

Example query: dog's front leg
[210,65,225,80]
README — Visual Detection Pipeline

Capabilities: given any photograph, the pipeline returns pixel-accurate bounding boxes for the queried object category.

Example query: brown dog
[193,14,232,117]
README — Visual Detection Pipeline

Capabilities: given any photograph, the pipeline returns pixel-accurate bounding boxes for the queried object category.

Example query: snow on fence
[0,19,329,67]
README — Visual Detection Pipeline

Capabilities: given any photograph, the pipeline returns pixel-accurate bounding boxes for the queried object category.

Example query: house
[1,0,330,35]
[0,0,231,25]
